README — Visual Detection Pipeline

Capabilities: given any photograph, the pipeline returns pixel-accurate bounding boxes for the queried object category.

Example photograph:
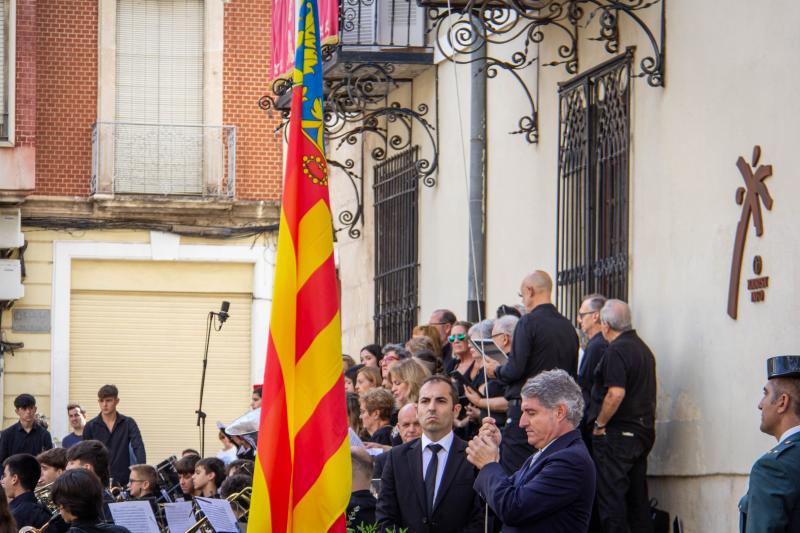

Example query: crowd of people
[1,267,797,532]
[343,270,658,532]
[0,385,260,532]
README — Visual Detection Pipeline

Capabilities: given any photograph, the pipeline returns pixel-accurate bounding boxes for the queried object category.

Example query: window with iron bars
[373,146,419,346]
[556,51,632,323]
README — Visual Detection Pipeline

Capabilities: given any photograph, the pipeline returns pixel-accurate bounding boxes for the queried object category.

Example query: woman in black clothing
[50,469,131,533]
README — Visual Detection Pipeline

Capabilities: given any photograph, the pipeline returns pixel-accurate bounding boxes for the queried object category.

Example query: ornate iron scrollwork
[426,0,665,143]
[259,62,439,240]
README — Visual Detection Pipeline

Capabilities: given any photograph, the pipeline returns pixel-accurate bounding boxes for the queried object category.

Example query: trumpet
[185,486,252,533]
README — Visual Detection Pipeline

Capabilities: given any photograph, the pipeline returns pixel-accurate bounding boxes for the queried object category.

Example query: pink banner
[271,0,339,81]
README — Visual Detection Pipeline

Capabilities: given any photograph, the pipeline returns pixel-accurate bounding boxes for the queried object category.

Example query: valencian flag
[248,1,351,531]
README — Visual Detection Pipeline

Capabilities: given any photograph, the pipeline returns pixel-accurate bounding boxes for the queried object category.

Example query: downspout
[467,36,487,322]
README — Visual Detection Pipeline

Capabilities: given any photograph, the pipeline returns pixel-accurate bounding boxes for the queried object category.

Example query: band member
[38,447,68,485]
[65,440,114,522]
[63,403,87,449]
[51,469,131,532]
[82,385,146,486]
[251,386,262,410]
[175,454,201,500]
[0,484,17,533]
[127,464,158,499]
[0,394,53,464]
[1,454,52,529]
[192,458,225,498]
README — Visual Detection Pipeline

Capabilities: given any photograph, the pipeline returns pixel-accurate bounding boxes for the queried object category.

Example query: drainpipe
[467,36,487,323]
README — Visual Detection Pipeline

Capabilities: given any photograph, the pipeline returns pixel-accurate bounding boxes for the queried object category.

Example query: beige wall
[330,1,800,529]
[1,229,275,438]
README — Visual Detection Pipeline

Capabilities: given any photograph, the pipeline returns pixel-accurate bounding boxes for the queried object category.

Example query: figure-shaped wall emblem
[727,146,773,319]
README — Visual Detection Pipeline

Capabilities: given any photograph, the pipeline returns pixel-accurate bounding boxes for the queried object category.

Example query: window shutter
[378,0,425,47]
[115,0,204,194]
[341,2,376,47]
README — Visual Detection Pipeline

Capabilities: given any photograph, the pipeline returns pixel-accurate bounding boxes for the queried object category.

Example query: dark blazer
[376,435,484,533]
[739,432,800,532]
[474,429,595,533]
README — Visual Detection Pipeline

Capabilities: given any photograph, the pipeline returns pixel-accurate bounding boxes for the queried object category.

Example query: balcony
[91,122,236,197]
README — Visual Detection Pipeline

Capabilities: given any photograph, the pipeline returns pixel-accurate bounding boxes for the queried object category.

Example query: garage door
[69,261,253,463]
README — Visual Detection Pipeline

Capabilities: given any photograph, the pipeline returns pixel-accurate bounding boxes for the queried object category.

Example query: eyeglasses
[577,311,597,319]
[448,334,467,342]
[490,332,507,339]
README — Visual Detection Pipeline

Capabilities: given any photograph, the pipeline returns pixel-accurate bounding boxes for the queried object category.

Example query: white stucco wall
[331,2,800,528]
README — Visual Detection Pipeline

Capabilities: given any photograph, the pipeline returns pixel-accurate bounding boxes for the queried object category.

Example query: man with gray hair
[588,299,656,533]
[466,370,595,532]
[491,315,518,355]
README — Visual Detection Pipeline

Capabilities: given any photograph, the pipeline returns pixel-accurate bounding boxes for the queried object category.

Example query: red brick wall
[34,0,96,196]
[224,0,284,201]
[14,0,36,147]
[30,0,283,200]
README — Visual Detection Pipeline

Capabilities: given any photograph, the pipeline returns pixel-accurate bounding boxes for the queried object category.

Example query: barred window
[373,146,419,345]
[556,52,632,323]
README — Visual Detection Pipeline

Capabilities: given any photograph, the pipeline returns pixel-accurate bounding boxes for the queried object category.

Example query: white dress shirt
[421,431,454,504]
[779,424,800,444]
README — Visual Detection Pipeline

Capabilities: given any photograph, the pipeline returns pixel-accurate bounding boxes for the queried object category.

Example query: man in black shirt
[1,453,52,529]
[486,270,579,473]
[82,385,146,486]
[577,293,609,449]
[588,299,656,533]
[0,394,53,464]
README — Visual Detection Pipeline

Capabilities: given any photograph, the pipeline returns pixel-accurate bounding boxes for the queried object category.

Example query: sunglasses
[448,334,467,342]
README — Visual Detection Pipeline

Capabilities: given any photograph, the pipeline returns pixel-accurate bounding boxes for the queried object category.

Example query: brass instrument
[19,510,58,533]
[34,482,56,513]
[185,486,252,533]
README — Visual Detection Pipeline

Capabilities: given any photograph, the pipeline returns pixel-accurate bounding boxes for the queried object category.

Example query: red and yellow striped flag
[248,0,351,530]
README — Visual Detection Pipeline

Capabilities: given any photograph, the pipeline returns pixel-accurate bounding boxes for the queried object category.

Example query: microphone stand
[196,303,229,456]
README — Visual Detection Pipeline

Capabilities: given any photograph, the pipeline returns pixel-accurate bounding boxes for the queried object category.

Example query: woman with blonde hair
[411,324,442,357]
[355,366,382,395]
[388,358,431,407]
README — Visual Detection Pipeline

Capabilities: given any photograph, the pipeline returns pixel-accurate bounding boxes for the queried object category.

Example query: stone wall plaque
[12,309,51,333]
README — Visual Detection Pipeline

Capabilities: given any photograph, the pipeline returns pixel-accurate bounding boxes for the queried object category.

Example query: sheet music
[108,501,160,533]
[163,501,196,533]
[196,496,240,533]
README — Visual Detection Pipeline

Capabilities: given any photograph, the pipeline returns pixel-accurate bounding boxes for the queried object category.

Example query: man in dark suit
[376,376,484,533]
[467,369,595,533]
[486,270,580,473]
[739,355,800,532]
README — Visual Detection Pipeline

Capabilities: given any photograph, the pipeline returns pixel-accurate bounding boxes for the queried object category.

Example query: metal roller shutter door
[70,291,252,463]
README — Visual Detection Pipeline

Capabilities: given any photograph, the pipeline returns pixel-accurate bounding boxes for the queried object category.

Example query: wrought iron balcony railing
[339,0,429,49]
[91,122,236,197]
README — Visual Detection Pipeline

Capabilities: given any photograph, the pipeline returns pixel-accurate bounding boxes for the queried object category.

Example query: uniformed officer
[739,355,800,532]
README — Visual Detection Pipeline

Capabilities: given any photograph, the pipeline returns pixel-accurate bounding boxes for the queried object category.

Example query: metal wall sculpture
[425,0,665,143]
[260,62,438,240]
[727,146,773,320]
[555,50,631,322]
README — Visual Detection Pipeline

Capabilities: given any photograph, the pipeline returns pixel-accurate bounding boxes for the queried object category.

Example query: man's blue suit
[473,429,596,533]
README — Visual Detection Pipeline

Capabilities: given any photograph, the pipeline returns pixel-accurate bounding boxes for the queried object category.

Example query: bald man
[486,270,579,473]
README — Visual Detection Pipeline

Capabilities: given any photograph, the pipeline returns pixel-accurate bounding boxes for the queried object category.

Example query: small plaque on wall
[12,309,51,333]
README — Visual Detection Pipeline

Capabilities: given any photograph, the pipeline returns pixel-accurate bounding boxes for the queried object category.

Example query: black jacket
[376,436,484,533]
[496,303,579,399]
[9,491,52,528]
[348,489,377,530]
[0,421,53,464]
[82,412,146,485]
